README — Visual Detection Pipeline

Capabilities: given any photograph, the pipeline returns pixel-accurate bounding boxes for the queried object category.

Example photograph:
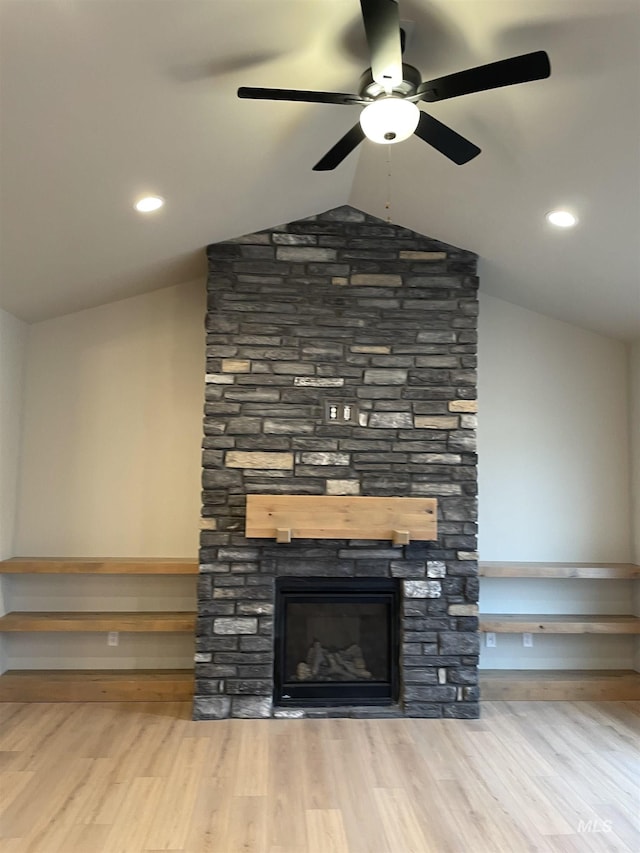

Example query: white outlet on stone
[107,631,119,646]
[523,632,533,647]
[485,632,496,648]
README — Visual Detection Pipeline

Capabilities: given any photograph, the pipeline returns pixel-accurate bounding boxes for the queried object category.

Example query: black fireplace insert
[274,577,400,706]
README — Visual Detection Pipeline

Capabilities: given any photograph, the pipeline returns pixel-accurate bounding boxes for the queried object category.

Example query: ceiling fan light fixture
[359,97,419,145]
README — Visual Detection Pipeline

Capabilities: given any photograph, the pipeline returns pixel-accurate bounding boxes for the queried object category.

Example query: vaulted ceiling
[1,0,638,339]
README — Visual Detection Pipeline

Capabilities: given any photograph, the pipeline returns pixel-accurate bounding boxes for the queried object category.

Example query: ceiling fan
[238,0,550,171]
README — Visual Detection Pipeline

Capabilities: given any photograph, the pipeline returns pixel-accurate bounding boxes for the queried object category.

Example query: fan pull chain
[385,145,392,223]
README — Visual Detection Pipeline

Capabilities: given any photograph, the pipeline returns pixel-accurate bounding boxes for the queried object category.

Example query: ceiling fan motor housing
[358,63,422,101]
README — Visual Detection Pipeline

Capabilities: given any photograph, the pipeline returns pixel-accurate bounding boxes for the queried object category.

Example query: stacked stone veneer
[195,205,479,720]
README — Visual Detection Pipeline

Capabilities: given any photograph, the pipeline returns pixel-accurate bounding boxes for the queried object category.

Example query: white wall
[477,295,634,670]
[629,342,640,671]
[0,307,28,672]
[15,281,205,557]
[8,283,202,670]
[629,340,640,565]
[0,307,27,561]
[478,293,631,562]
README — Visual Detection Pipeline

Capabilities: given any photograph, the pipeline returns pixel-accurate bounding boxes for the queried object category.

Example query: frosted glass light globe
[359,97,420,144]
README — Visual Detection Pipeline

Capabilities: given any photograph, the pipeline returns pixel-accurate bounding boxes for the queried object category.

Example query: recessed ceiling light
[135,195,164,213]
[546,209,577,228]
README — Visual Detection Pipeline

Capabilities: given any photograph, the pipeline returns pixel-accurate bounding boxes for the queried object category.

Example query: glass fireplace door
[274,578,399,706]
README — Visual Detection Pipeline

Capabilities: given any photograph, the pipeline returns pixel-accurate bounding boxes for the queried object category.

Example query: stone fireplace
[194,205,479,720]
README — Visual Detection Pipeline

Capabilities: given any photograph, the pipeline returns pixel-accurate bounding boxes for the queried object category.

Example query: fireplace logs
[295,641,373,682]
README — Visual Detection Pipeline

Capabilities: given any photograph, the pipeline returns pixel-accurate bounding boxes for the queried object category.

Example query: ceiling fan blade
[313,124,366,171]
[414,112,481,165]
[360,0,403,90]
[417,51,551,102]
[238,87,364,105]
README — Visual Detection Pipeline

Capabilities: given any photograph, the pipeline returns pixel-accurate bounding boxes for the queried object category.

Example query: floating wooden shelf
[480,669,640,701]
[480,614,640,634]
[479,560,640,701]
[0,669,194,702]
[0,611,196,632]
[478,561,639,579]
[0,558,198,574]
[0,557,197,703]
[246,495,437,543]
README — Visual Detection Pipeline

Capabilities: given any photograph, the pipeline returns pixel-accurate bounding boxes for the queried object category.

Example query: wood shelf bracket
[275,528,292,544]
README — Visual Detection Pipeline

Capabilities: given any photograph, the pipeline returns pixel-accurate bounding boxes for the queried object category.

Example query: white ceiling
[1,0,639,340]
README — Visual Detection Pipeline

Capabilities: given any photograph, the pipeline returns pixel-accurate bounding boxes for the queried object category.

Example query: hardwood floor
[0,701,638,852]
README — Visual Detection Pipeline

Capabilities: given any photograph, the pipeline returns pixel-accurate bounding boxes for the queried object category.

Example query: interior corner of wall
[628,340,640,565]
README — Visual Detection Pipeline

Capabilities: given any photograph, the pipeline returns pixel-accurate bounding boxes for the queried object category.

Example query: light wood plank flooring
[0,700,638,852]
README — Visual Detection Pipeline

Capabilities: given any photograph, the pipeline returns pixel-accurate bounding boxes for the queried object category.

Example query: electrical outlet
[485,632,496,648]
[523,632,533,647]
[107,631,119,647]
[324,400,359,424]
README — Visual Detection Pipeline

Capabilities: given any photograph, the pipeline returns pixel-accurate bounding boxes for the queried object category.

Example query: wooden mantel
[245,495,437,545]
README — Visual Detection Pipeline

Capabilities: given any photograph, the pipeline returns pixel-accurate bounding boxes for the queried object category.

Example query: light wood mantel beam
[245,495,437,543]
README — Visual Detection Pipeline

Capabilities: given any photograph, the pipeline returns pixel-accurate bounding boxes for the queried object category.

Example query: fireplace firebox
[274,577,400,706]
